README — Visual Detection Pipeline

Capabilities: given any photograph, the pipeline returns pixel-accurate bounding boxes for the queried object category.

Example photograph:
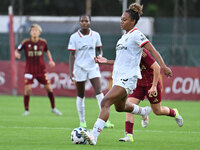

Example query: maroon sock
[24,95,30,111]
[48,92,55,109]
[125,121,134,134]
[168,108,176,117]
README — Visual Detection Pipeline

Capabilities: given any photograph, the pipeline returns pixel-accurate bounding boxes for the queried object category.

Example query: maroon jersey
[137,49,156,87]
[17,38,48,75]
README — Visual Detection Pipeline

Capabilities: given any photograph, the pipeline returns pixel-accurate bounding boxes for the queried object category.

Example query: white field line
[0,126,199,134]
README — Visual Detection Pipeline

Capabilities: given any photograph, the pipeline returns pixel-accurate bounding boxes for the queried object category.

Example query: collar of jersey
[127,27,138,34]
[78,28,92,37]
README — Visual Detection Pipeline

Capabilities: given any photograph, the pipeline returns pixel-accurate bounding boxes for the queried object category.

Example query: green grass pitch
[0,95,200,150]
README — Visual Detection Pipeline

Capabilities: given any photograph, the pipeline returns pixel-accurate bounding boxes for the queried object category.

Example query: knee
[46,88,52,93]
[115,106,124,112]
[115,108,123,112]
[101,98,107,108]
[45,84,52,93]
[25,89,32,95]
[101,98,112,110]
[153,109,162,115]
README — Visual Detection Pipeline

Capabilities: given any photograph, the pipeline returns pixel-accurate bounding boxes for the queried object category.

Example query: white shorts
[73,65,101,82]
[113,76,138,95]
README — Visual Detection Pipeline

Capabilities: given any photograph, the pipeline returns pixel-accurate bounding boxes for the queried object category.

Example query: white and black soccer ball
[70,127,87,144]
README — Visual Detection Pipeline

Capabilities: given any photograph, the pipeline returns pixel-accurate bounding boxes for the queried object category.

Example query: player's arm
[69,50,75,81]
[46,50,55,67]
[143,42,172,77]
[148,61,160,96]
[94,56,114,65]
[96,47,103,57]
[15,42,24,59]
[15,49,21,59]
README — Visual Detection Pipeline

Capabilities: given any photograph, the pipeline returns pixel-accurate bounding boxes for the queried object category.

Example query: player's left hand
[162,66,173,77]
[49,61,55,67]
[148,86,157,97]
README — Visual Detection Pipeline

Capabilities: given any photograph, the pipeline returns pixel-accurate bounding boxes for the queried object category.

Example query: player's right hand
[70,75,75,82]
[49,61,55,67]
[15,50,21,59]
[148,86,157,97]
[162,66,173,78]
[94,56,108,64]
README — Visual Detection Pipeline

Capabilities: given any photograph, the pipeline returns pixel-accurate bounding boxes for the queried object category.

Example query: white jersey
[68,29,102,71]
[113,27,149,80]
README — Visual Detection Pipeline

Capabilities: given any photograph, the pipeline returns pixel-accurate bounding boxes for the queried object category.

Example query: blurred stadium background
[0,0,200,100]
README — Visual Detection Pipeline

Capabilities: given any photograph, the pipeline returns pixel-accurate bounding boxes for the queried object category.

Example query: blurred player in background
[15,24,62,116]
[68,15,114,128]
[80,3,173,145]
[119,49,183,142]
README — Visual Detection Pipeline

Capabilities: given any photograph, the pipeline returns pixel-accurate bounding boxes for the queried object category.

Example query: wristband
[49,58,53,62]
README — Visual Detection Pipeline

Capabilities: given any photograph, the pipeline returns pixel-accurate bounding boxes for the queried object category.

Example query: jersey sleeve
[95,32,102,48]
[44,41,48,52]
[142,48,155,67]
[17,40,26,51]
[134,30,149,48]
[68,35,76,51]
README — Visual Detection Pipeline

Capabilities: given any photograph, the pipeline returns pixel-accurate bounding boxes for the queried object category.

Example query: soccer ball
[70,127,87,144]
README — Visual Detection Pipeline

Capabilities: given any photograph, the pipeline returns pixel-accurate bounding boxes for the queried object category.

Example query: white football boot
[81,130,97,145]
[119,134,134,142]
[174,108,183,127]
[141,106,151,128]
[51,108,63,116]
[22,110,30,116]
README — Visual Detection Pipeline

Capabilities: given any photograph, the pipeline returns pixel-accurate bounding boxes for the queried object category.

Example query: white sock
[91,118,105,138]
[76,96,85,123]
[96,93,104,110]
[131,104,145,116]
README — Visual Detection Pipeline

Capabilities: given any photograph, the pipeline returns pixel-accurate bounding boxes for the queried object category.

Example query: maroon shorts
[128,82,162,104]
[24,73,50,85]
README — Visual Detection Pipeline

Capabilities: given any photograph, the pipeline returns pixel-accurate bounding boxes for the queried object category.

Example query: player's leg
[81,77,150,145]
[39,74,62,116]
[81,86,150,145]
[22,84,32,116]
[125,85,149,129]
[90,77,114,128]
[72,66,88,127]
[43,83,62,116]
[113,77,150,116]
[22,74,34,116]
[81,85,127,145]
[122,99,151,119]
[148,83,183,127]
[150,103,183,127]
[75,81,87,127]
[151,102,170,115]
[92,86,149,141]
[90,77,102,109]
[119,97,140,142]
[44,83,54,108]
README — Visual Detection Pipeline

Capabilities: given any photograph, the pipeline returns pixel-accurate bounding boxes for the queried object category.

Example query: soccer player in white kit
[81,3,172,145]
[68,15,114,128]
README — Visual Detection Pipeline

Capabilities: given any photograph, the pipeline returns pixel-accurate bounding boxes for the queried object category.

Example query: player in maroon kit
[119,49,183,142]
[15,24,62,116]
